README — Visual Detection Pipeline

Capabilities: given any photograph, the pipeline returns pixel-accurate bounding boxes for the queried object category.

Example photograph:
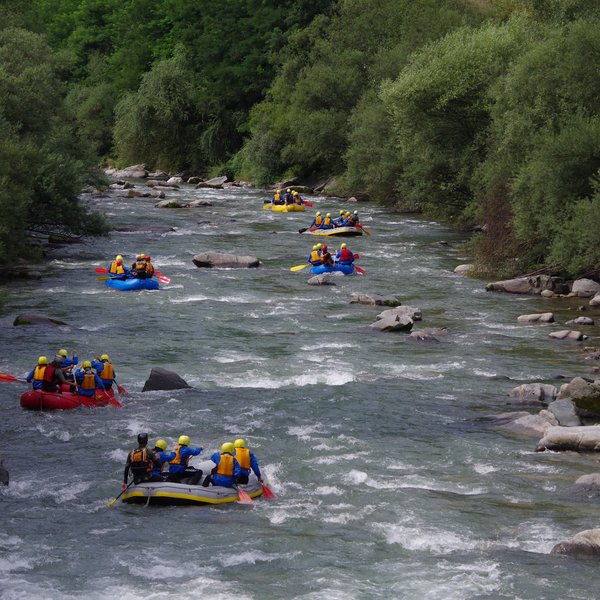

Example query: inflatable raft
[303,226,364,237]
[20,387,115,410]
[121,463,263,506]
[105,277,159,291]
[309,263,355,275]
[263,203,305,212]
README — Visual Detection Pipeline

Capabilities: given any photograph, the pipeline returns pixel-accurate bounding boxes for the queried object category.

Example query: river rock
[142,368,192,392]
[376,306,422,322]
[485,275,567,295]
[155,199,185,208]
[546,399,582,426]
[147,170,168,179]
[308,274,336,286]
[590,293,600,307]
[369,313,413,332]
[496,411,558,436]
[110,164,148,179]
[551,529,600,557]
[565,316,595,326]
[192,252,261,268]
[115,225,176,233]
[574,473,600,489]
[408,329,440,343]
[167,176,183,185]
[196,176,229,189]
[350,293,402,307]
[0,458,8,486]
[187,176,203,184]
[13,314,67,327]
[536,425,600,452]
[549,330,587,341]
[507,383,558,407]
[454,264,475,274]
[570,278,600,298]
[186,199,213,207]
[556,377,600,414]
[517,313,554,324]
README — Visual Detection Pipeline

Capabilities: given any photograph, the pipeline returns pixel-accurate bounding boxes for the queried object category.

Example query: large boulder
[376,306,422,321]
[496,411,558,437]
[486,275,567,295]
[546,399,582,426]
[570,278,600,298]
[557,377,600,414]
[307,274,336,286]
[517,313,554,324]
[196,176,229,189]
[192,252,261,268]
[142,368,192,392]
[549,330,587,341]
[536,425,600,452]
[13,314,67,327]
[110,164,148,179]
[369,313,413,332]
[454,264,475,275]
[551,529,600,557]
[507,383,558,407]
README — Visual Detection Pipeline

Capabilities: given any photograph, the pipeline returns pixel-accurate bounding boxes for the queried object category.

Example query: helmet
[345,211,351,216]
[316,211,321,216]
[322,245,328,251]
[353,210,358,215]
[316,243,323,250]
[326,213,331,217]
[312,245,318,251]
[341,243,347,249]
[277,189,282,193]
[221,442,234,454]
[140,254,146,259]
[116,255,123,261]
[145,256,151,261]
[136,255,142,260]
[292,190,298,196]
[100,354,110,361]
[54,355,64,364]
[154,439,167,451]
[137,432,148,445]
[38,356,48,365]
[234,438,246,448]
[339,210,344,215]
[178,435,190,446]
[286,188,291,193]
[82,360,92,368]
[58,349,68,357]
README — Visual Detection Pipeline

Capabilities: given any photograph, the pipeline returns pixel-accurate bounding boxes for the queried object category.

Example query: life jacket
[145,261,154,276]
[273,193,281,203]
[170,444,190,467]
[322,251,333,265]
[99,362,114,381]
[33,366,46,381]
[314,216,323,226]
[310,250,321,263]
[234,447,251,470]
[42,365,56,383]
[295,196,302,205]
[323,217,332,227]
[80,371,96,390]
[215,453,234,477]
[129,447,152,479]
[339,248,353,261]
[134,260,146,274]
[109,261,126,275]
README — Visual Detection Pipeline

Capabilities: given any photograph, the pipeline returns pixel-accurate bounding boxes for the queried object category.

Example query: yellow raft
[263,202,306,212]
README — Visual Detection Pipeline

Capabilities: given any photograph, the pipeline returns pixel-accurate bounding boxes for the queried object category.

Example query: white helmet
[286,188,291,193]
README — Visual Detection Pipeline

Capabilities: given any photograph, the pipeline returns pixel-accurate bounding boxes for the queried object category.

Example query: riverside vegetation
[1,0,600,279]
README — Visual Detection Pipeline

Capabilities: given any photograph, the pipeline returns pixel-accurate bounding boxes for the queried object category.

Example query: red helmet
[145,256,151,261]
[322,245,328,251]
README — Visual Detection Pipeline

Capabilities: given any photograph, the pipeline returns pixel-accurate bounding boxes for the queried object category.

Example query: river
[1,183,599,599]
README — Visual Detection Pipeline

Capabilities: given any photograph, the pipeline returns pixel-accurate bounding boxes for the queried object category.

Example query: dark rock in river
[13,314,67,327]
[192,252,261,268]
[142,368,192,392]
[551,529,600,557]
[0,458,8,486]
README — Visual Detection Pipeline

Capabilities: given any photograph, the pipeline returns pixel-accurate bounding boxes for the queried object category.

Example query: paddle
[357,224,371,236]
[102,388,122,408]
[298,227,308,234]
[235,485,253,504]
[290,264,308,272]
[116,382,128,396]
[157,275,170,284]
[106,481,134,507]
[302,200,313,207]
[262,203,271,210]
[261,483,277,499]
[0,372,25,383]
[355,265,366,275]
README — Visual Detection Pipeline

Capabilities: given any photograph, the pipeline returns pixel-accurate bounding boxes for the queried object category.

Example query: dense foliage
[2,0,600,276]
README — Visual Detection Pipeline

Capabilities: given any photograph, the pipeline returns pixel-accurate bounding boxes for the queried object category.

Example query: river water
[1,183,600,599]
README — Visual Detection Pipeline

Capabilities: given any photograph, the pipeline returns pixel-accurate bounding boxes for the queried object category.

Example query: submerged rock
[350,293,402,307]
[192,252,261,268]
[0,458,8,486]
[13,314,67,327]
[142,368,192,392]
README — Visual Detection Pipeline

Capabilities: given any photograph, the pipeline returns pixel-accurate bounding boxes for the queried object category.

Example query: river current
[1,183,600,599]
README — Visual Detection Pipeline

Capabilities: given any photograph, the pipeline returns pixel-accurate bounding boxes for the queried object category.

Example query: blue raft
[309,264,355,275]
[105,277,160,291]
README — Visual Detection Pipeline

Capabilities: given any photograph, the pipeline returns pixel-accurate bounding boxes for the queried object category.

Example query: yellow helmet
[82,360,92,368]
[140,254,146,259]
[292,190,298,195]
[100,354,110,361]
[326,213,331,217]
[339,210,344,215]
[316,243,323,250]
[345,211,351,216]
[116,255,123,261]
[234,438,246,448]
[340,243,347,249]
[38,356,48,365]
[316,211,321,216]
[221,442,234,454]
[154,439,167,451]
[178,435,190,446]
[277,189,282,193]
[58,349,68,357]
[312,245,318,251]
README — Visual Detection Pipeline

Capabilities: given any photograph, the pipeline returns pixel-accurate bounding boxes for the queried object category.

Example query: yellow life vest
[100,362,113,380]
[216,453,234,477]
[170,444,188,467]
[315,216,323,226]
[310,250,321,262]
[81,371,96,390]
[274,193,281,202]
[323,217,332,227]
[109,261,125,275]
[33,366,46,381]
[234,447,250,470]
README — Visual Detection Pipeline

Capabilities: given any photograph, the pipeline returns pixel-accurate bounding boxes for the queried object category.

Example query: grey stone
[142,368,192,392]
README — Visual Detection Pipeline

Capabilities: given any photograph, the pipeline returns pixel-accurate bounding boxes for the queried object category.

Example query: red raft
[20,386,117,410]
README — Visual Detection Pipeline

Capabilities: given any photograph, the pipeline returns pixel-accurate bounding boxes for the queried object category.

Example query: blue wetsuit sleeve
[250,453,261,478]
[26,369,34,382]
[91,360,103,373]
[233,459,241,479]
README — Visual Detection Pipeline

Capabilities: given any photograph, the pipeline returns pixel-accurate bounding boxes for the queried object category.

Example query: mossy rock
[572,396,600,416]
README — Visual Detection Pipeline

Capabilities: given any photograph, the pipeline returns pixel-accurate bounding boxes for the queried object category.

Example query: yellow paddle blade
[290,264,308,272]
[97,275,109,281]
[105,497,117,507]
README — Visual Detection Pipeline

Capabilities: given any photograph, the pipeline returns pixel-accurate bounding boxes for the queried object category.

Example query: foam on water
[208,368,354,389]
[218,549,299,567]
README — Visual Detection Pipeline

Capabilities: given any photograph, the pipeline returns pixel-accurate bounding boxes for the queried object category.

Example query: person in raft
[108,255,130,280]
[26,356,48,390]
[233,439,262,485]
[292,190,303,205]
[74,360,105,398]
[321,213,334,229]
[150,439,176,480]
[202,442,241,488]
[39,355,67,392]
[144,255,155,278]
[321,244,334,267]
[122,433,161,489]
[335,243,354,266]
[309,211,323,228]
[168,435,203,484]
[91,354,116,392]
[333,209,346,227]
[284,188,294,204]
[131,254,148,279]
[57,348,78,383]
[271,189,283,204]
[308,244,323,267]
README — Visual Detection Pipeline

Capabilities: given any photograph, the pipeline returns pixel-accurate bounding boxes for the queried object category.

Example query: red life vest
[43,365,57,383]
[339,248,353,261]
[234,447,250,470]
[145,262,155,276]
[216,453,234,477]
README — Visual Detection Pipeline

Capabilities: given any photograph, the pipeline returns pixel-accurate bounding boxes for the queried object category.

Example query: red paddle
[302,200,314,207]
[235,486,254,504]
[355,265,366,275]
[116,383,128,396]
[261,483,277,499]
[0,372,25,383]
[99,388,122,408]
